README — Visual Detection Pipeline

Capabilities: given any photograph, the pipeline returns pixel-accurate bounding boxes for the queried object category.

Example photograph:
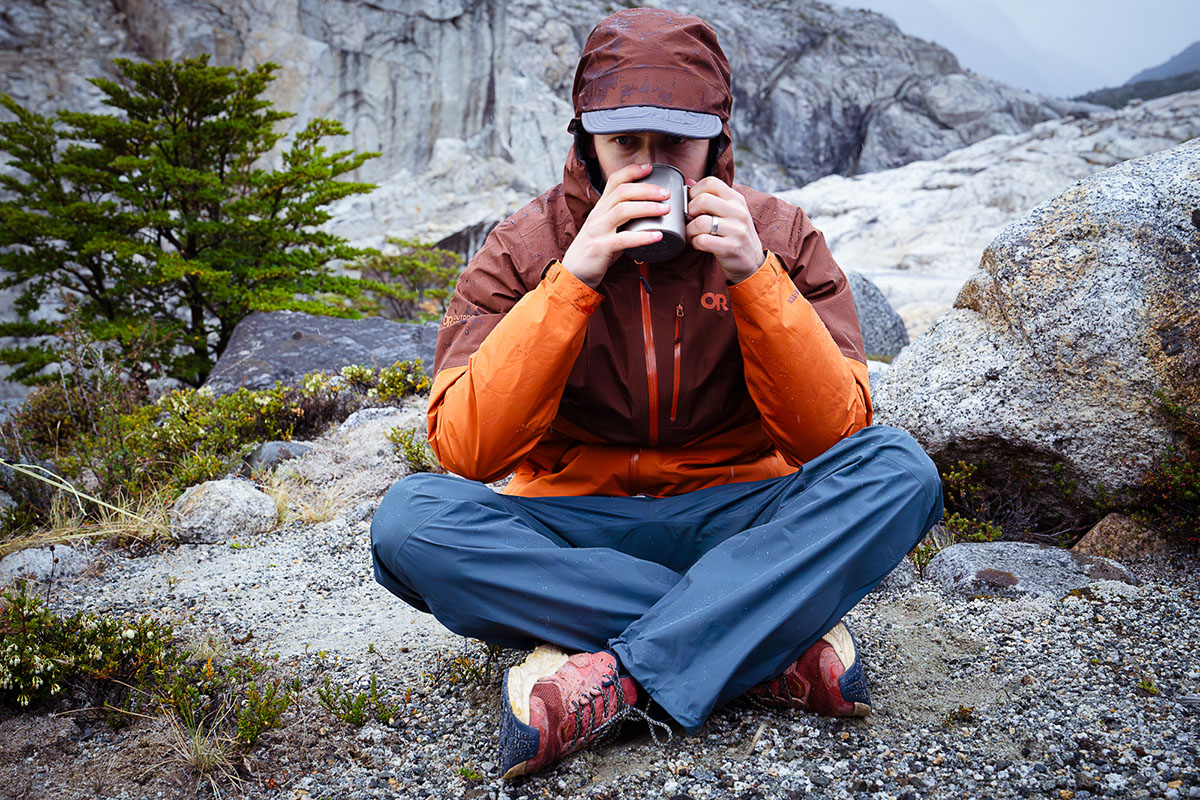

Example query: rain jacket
[427,8,871,498]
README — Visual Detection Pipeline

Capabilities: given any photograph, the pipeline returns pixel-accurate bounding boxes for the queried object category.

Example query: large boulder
[873,139,1200,531]
[203,311,438,396]
[846,271,908,358]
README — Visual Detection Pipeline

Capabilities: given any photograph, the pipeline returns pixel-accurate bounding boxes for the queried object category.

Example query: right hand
[561,163,672,288]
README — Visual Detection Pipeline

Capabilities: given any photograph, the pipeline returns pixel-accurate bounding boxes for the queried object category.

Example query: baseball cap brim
[580,106,722,138]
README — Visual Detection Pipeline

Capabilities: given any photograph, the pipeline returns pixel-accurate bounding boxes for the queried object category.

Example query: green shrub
[235,677,297,745]
[316,673,401,726]
[387,426,443,474]
[0,56,388,388]
[1,359,430,536]
[356,238,462,323]
[0,580,181,709]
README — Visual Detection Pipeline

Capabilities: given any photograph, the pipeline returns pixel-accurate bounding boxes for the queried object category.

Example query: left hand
[686,177,765,283]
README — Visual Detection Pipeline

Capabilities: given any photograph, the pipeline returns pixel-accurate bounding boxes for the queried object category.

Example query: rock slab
[0,545,91,584]
[1071,513,1177,562]
[873,139,1200,527]
[926,541,1135,600]
[171,479,278,544]
[203,311,438,396]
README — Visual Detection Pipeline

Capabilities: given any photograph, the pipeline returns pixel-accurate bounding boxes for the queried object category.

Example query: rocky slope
[779,89,1200,338]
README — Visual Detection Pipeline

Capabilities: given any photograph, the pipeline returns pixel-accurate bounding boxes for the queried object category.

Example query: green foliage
[355,238,463,323]
[424,641,505,690]
[341,358,431,403]
[0,55,395,388]
[387,425,444,474]
[1131,397,1199,548]
[0,580,181,709]
[0,353,429,536]
[235,677,297,745]
[911,461,1004,571]
[316,673,401,726]
[458,765,483,781]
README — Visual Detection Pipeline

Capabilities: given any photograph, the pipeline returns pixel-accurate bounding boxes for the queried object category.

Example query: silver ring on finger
[710,216,720,236]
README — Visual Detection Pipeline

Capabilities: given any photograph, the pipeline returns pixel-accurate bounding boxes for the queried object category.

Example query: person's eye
[667,136,688,145]
[612,135,634,146]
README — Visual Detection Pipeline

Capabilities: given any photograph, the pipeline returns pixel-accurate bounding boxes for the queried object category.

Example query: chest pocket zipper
[670,303,683,423]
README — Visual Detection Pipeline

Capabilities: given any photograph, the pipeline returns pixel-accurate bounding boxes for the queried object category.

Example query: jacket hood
[564,8,736,231]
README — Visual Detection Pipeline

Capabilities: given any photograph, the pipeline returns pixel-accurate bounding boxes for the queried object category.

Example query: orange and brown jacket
[427,9,872,498]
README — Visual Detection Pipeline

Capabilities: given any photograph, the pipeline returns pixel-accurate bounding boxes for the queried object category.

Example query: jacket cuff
[543,260,604,314]
[727,251,787,305]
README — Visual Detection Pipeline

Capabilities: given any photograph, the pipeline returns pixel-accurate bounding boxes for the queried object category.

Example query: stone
[0,544,92,584]
[345,500,378,526]
[239,441,313,479]
[925,542,1136,600]
[872,139,1200,531]
[846,270,908,358]
[1072,513,1176,562]
[338,406,410,432]
[202,311,438,396]
[870,557,917,596]
[170,479,278,544]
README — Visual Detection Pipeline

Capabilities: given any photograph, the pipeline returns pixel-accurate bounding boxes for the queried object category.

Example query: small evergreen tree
[0,55,392,387]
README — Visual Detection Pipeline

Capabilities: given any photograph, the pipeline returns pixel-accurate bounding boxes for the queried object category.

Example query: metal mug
[620,163,688,262]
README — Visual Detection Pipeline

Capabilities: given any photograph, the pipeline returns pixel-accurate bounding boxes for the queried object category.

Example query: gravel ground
[3,401,1198,800]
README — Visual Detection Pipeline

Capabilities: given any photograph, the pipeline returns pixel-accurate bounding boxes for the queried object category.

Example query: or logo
[700,292,729,311]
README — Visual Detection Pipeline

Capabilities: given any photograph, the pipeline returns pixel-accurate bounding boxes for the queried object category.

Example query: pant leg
[370,472,687,651]
[610,425,943,732]
[373,425,942,732]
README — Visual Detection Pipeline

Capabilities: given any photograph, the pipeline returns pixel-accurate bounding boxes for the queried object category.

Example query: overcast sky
[831,0,1200,97]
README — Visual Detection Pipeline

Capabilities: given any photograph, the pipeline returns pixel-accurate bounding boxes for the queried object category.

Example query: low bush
[1,358,430,538]
[0,580,180,709]
[1131,395,1199,548]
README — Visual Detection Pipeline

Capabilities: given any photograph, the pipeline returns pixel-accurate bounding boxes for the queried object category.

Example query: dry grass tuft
[0,477,171,558]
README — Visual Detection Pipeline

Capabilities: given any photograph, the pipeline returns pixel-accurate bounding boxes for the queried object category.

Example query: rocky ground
[1,398,1198,800]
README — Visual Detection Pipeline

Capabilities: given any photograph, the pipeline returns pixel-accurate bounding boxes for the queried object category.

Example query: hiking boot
[499,644,666,778]
[748,622,871,717]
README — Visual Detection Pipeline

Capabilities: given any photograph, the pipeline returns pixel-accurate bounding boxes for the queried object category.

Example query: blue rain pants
[370,424,943,732]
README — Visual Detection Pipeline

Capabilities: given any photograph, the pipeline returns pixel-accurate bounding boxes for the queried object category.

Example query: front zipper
[637,262,659,446]
[670,303,683,423]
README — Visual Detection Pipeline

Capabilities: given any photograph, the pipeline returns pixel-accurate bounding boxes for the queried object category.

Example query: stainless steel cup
[620,164,688,263]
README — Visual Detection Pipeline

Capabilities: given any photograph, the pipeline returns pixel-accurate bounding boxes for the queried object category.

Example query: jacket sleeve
[427,260,603,482]
[727,251,872,466]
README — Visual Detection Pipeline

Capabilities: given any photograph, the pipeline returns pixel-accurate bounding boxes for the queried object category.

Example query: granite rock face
[926,542,1135,600]
[203,310,438,396]
[872,139,1200,527]
[4,0,1089,252]
[171,479,278,544]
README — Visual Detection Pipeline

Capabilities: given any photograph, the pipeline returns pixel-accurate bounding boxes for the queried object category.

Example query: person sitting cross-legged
[370,7,943,778]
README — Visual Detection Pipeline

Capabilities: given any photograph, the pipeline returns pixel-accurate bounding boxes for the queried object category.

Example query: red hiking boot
[498,645,667,778]
[748,622,872,717]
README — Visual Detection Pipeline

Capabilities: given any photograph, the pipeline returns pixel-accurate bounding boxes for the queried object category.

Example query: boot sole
[822,622,871,717]
[500,644,571,778]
